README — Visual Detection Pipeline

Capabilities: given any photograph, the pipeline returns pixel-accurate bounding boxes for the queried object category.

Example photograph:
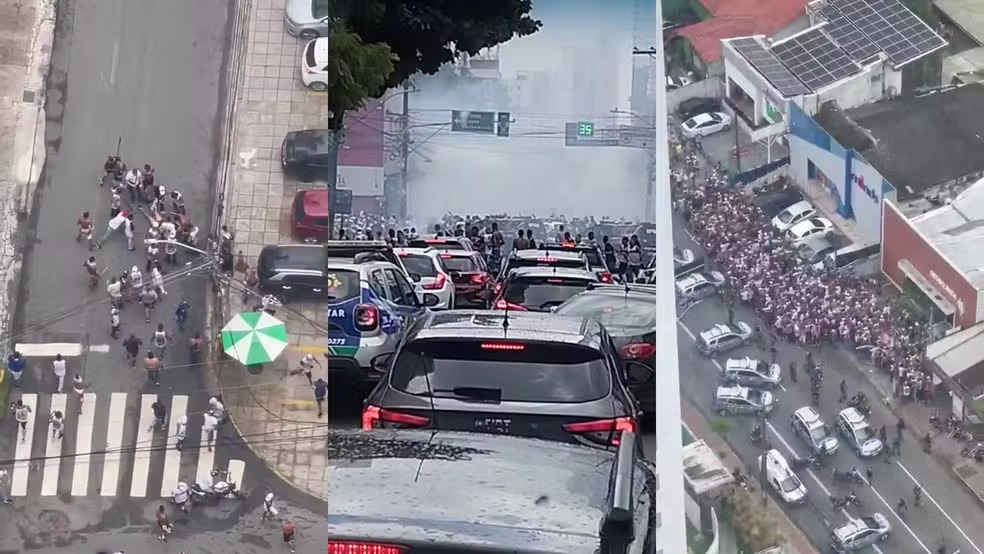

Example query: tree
[327,22,396,131]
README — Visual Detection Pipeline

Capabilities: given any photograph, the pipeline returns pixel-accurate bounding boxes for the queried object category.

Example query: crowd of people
[672,139,928,393]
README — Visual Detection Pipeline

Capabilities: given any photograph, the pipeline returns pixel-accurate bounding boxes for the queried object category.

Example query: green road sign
[577,122,594,136]
[451,110,496,134]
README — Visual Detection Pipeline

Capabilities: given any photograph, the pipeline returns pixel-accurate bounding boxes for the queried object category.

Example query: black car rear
[751,188,804,218]
[540,243,613,282]
[363,337,638,447]
[498,249,589,281]
[494,272,596,312]
[439,251,490,307]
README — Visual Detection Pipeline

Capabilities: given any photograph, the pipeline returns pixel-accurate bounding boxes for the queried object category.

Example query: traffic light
[497,112,511,137]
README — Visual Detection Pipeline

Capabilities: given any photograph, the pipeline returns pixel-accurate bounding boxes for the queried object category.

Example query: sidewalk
[681,401,820,554]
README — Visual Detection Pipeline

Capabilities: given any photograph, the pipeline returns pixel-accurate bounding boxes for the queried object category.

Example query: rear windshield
[442,256,479,272]
[578,249,604,267]
[390,340,611,402]
[555,295,658,328]
[408,239,465,250]
[511,257,585,270]
[400,254,437,277]
[505,276,592,310]
[320,270,362,300]
[304,43,317,68]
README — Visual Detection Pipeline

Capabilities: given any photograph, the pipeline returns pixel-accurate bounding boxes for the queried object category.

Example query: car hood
[821,437,839,451]
[285,0,314,24]
[860,438,883,454]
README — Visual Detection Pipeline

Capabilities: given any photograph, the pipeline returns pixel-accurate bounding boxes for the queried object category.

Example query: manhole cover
[22,90,35,103]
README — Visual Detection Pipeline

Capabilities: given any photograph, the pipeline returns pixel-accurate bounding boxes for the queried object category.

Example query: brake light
[397,252,408,256]
[537,257,557,262]
[546,278,565,283]
[424,239,443,243]
[423,272,447,290]
[470,274,487,284]
[493,299,528,311]
[327,542,405,554]
[600,272,613,283]
[620,342,657,360]
[361,405,430,430]
[564,417,638,446]
[354,304,378,331]
[480,342,525,351]
[440,253,453,259]
[493,282,503,293]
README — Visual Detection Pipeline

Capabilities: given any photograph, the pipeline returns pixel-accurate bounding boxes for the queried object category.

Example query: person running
[6,351,25,389]
[281,520,297,553]
[152,323,169,360]
[145,351,162,386]
[313,377,328,418]
[140,286,159,323]
[261,492,277,521]
[10,400,32,442]
[291,354,320,386]
[174,301,189,332]
[151,266,167,297]
[52,354,67,393]
[49,410,65,440]
[72,374,86,414]
[156,505,172,542]
[123,333,142,368]
[151,400,167,431]
[110,306,121,339]
[77,211,94,249]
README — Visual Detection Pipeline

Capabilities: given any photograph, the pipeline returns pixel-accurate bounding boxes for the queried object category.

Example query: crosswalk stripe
[130,394,157,497]
[226,459,246,491]
[160,395,187,497]
[11,393,37,496]
[41,394,67,496]
[196,421,217,484]
[71,393,97,496]
[100,392,127,497]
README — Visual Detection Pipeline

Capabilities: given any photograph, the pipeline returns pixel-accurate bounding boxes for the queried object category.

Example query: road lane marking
[72,393,96,496]
[109,38,120,87]
[11,393,37,496]
[227,459,246,491]
[41,394,67,496]
[895,461,983,554]
[129,394,156,497]
[100,392,126,496]
[14,343,111,357]
[160,395,188,497]
[865,483,931,553]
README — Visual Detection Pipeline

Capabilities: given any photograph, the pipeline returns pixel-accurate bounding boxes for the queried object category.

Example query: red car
[438,250,492,308]
[289,189,332,241]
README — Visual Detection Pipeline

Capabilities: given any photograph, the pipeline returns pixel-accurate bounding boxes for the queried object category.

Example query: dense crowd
[673,144,928,390]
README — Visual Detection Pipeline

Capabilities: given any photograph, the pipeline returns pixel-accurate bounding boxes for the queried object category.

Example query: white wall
[813,64,902,113]
[849,156,886,244]
[789,134,847,204]
[338,166,384,196]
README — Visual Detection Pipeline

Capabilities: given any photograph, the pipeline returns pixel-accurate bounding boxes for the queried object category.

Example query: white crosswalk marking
[130,394,157,497]
[72,393,97,496]
[11,393,37,496]
[11,392,249,498]
[41,394,67,496]
[160,395,188,497]
[100,392,127,496]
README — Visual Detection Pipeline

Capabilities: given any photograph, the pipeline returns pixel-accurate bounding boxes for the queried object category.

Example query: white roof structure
[682,440,734,495]
[909,177,984,288]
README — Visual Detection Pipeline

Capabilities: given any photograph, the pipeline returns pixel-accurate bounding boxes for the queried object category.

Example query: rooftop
[677,0,810,63]
[935,0,984,47]
[908,176,984,289]
[926,321,984,391]
[814,83,984,199]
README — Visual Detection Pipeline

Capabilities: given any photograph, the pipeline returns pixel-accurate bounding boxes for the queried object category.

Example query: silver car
[836,407,883,457]
[790,406,839,455]
[285,0,331,39]
[831,513,890,552]
[723,357,781,388]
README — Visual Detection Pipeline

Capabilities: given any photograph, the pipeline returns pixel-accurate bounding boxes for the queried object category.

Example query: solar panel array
[828,0,946,66]
[730,38,812,97]
[772,29,860,91]
[818,5,881,63]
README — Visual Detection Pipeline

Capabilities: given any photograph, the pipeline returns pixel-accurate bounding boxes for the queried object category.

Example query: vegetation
[719,490,782,553]
[686,520,714,554]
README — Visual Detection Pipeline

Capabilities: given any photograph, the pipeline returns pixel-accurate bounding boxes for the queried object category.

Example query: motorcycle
[848,393,871,416]
[749,424,768,445]
[789,454,822,471]
[189,470,247,505]
[832,467,866,485]
[830,491,863,510]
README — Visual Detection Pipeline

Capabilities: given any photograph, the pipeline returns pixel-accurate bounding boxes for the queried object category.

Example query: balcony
[722,97,787,142]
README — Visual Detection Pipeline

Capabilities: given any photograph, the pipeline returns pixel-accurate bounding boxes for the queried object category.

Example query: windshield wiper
[432,387,503,402]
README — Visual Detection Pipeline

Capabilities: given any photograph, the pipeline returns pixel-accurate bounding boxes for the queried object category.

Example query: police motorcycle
[189,469,248,505]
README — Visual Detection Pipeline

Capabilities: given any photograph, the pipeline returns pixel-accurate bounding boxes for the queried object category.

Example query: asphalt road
[0,0,282,550]
[672,214,984,554]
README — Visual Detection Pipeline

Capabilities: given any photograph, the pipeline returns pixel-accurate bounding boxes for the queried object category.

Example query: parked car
[836,407,883,457]
[681,112,732,138]
[831,514,891,552]
[281,128,335,182]
[785,217,834,245]
[392,247,455,309]
[666,75,692,90]
[677,97,720,122]
[790,406,840,456]
[289,189,331,241]
[300,37,329,91]
[712,384,775,416]
[771,200,816,232]
[751,188,804,218]
[696,322,752,355]
[796,236,836,266]
[284,0,331,39]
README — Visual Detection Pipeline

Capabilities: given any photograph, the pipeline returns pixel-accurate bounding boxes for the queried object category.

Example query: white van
[759,449,808,504]
[823,243,881,275]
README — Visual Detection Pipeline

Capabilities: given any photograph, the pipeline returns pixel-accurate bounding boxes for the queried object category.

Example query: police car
[674,271,725,300]
[759,449,808,504]
[836,407,883,458]
[696,322,752,355]
[790,406,839,456]
[712,384,775,417]
[831,513,891,552]
[723,357,781,389]
[321,259,440,385]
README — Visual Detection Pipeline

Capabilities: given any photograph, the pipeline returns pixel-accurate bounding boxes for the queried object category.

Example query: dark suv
[493,266,599,312]
[363,310,652,448]
[322,429,656,554]
[539,243,613,282]
[257,244,346,300]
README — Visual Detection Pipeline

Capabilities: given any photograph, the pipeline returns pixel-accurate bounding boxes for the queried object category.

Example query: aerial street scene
[3,0,984,553]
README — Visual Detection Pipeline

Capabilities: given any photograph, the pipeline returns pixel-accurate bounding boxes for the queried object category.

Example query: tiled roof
[677,0,811,62]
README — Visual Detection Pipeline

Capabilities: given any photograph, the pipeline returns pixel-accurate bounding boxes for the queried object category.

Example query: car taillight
[620,342,657,360]
[423,272,447,290]
[355,304,378,331]
[440,253,453,259]
[470,274,487,285]
[564,417,637,446]
[537,257,557,262]
[480,342,525,350]
[327,541,406,554]
[493,299,527,311]
[493,282,503,293]
[361,405,430,430]
[600,272,613,283]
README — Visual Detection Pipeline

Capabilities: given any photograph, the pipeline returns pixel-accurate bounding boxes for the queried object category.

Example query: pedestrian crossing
[10,392,247,499]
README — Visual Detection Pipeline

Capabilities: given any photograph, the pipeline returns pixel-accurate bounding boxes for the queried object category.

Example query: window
[381,268,403,300]
[309,217,331,227]
[389,340,612,402]
[368,269,388,299]
[442,256,479,273]
[401,255,438,277]
[503,276,592,310]
[555,296,658,328]
[384,268,417,306]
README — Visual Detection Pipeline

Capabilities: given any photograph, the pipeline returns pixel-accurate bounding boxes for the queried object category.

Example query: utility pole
[733,120,742,175]
[400,82,411,221]
[632,48,658,222]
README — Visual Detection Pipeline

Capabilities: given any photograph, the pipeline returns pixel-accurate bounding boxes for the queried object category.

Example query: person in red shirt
[281,520,297,552]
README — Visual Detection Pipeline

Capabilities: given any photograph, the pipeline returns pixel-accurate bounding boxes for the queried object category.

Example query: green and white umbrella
[221,311,289,365]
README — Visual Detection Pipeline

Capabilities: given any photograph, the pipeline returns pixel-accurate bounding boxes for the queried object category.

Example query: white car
[681,112,731,138]
[760,449,808,504]
[666,75,692,90]
[393,247,455,309]
[301,37,329,91]
[836,407,883,457]
[785,217,834,245]
[771,200,816,232]
[675,271,725,299]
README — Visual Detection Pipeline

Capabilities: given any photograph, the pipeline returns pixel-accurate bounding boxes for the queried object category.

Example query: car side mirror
[409,273,422,283]
[625,361,655,385]
[370,353,393,374]
[422,292,440,307]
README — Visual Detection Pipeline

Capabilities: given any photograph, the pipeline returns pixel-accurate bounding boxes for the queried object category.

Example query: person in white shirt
[208,396,226,422]
[110,307,121,339]
[123,213,136,251]
[202,411,218,452]
[96,210,129,248]
[49,410,64,440]
[151,266,167,296]
[106,276,122,305]
[175,414,187,451]
[52,354,67,392]
[124,168,142,203]
[72,374,86,414]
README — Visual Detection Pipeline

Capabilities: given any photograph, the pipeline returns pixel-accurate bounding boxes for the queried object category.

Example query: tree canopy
[327,22,396,129]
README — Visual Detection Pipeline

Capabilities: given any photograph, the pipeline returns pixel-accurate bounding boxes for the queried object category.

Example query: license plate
[474,417,511,433]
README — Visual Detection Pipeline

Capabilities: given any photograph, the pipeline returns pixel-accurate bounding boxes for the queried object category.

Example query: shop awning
[898,259,956,316]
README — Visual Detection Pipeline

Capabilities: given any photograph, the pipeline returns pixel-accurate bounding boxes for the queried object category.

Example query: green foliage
[721,491,782,552]
[709,417,731,436]
[327,22,396,129]
[336,0,542,90]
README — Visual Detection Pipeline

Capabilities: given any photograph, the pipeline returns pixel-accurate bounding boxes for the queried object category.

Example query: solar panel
[771,29,860,91]
[730,38,812,97]
[828,0,946,66]
[818,5,881,63]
